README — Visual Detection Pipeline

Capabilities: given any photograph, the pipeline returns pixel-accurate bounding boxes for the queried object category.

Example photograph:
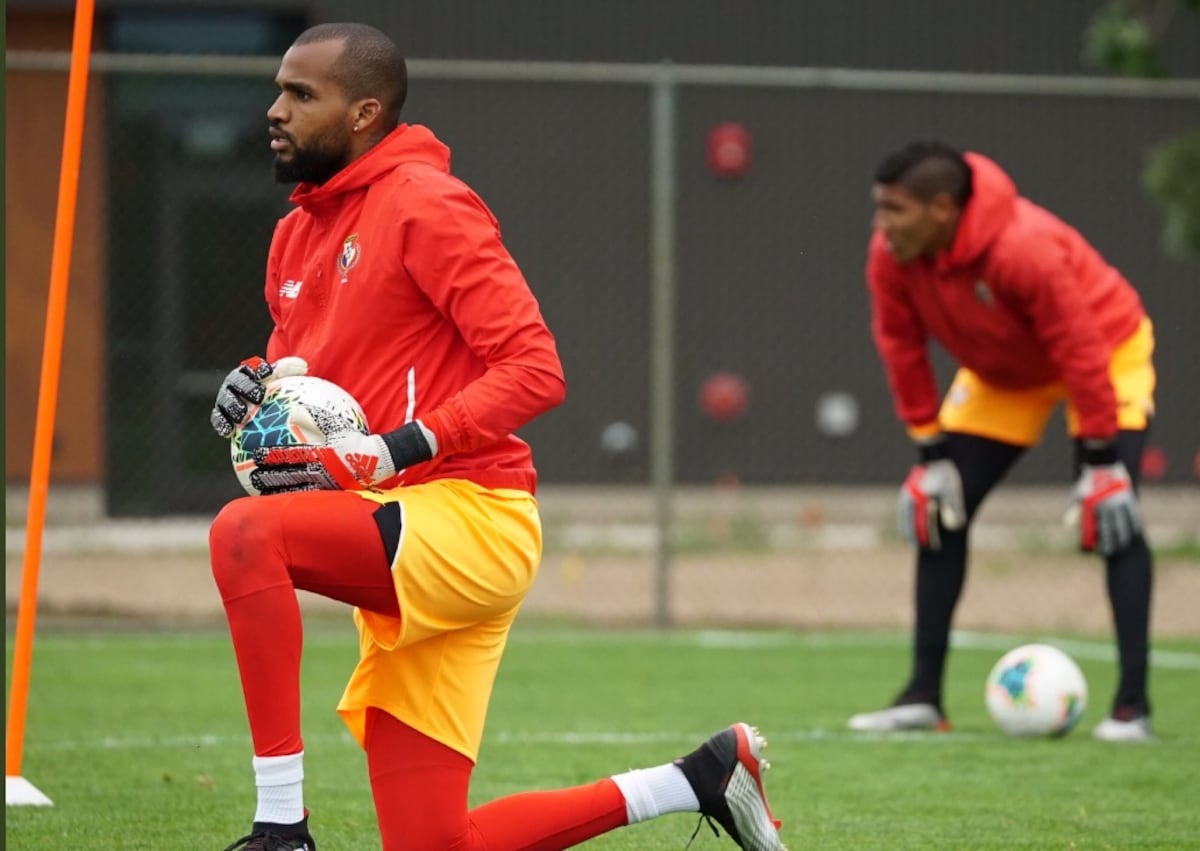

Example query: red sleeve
[399,176,566,455]
[994,233,1118,440]
[866,236,941,433]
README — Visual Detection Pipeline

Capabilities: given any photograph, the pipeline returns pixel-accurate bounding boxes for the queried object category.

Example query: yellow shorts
[337,479,541,762]
[938,317,1155,446]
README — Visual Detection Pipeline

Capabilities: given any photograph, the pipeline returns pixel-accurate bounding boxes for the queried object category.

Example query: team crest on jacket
[974,279,995,308]
[338,233,362,282]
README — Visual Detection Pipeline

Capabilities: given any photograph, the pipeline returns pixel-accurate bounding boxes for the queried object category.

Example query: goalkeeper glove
[898,437,966,551]
[1065,442,1142,556]
[250,419,438,495]
[210,355,309,438]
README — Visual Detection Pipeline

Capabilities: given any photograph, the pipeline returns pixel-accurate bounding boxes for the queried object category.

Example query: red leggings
[209,492,628,849]
[367,708,627,850]
[210,492,401,755]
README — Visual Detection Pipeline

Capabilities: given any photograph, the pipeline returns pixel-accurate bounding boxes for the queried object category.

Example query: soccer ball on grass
[229,375,369,496]
[984,643,1087,737]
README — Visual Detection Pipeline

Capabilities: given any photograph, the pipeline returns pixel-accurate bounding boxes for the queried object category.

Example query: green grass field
[6,620,1199,849]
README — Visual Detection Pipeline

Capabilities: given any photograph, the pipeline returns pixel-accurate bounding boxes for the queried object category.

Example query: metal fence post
[649,63,677,628]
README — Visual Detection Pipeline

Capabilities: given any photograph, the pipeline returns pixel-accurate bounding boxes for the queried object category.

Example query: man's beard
[273,143,345,185]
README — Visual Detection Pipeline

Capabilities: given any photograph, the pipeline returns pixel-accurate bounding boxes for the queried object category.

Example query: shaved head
[293,22,407,125]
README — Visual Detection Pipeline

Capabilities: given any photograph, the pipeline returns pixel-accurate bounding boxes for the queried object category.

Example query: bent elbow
[538,368,567,412]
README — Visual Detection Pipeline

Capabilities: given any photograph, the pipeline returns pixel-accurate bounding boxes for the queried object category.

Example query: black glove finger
[243,358,276,382]
[258,482,325,496]
[250,463,337,493]
[211,406,238,438]
[216,388,249,420]
[249,465,314,492]
[228,369,269,405]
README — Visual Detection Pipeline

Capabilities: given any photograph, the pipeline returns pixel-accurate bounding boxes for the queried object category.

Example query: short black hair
[294,22,407,124]
[874,140,972,207]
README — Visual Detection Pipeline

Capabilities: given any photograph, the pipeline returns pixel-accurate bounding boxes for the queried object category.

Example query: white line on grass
[951,631,1200,671]
[26,633,1196,755]
[489,729,997,745]
[507,628,1200,670]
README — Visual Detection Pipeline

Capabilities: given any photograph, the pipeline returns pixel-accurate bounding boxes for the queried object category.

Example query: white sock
[252,752,305,825]
[610,763,700,824]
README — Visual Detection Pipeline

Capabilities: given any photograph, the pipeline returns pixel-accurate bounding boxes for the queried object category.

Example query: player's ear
[351,98,382,132]
[928,192,960,225]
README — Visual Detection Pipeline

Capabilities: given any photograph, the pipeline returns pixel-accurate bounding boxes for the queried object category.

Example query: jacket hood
[289,124,451,212]
[943,152,1018,267]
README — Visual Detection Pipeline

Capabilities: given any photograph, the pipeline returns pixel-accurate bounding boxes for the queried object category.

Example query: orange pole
[6,0,96,778]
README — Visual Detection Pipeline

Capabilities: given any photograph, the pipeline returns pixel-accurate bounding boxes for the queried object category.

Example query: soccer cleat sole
[726,723,785,851]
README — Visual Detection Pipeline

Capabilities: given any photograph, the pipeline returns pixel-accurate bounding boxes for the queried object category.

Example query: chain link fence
[6,50,1199,632]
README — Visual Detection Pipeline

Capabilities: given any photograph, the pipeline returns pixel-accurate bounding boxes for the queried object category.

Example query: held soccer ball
[985,643,1088,737]
[229,375,369,496]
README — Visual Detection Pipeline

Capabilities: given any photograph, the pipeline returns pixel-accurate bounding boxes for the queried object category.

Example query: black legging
[907,430,1153,716]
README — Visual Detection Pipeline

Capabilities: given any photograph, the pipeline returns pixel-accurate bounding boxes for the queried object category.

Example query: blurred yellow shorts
[338,478,541,762]
[938,317,1155,446]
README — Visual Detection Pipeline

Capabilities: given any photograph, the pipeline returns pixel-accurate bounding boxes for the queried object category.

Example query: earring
[353,124,360,132]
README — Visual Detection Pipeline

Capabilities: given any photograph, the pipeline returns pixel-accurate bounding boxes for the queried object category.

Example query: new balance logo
[345,453,378,483]
[280,279,304,299]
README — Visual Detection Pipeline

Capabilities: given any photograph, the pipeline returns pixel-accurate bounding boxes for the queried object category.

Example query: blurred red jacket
[867,152,1145,441]
[264,124,566,493]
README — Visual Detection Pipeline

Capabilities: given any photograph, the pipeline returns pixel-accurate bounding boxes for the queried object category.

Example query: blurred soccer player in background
[207,22,784,851]
[850,140,1156,743]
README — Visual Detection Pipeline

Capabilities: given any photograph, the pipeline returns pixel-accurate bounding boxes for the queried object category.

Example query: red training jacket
[263,124,566,493]
[867,152,1145,441]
